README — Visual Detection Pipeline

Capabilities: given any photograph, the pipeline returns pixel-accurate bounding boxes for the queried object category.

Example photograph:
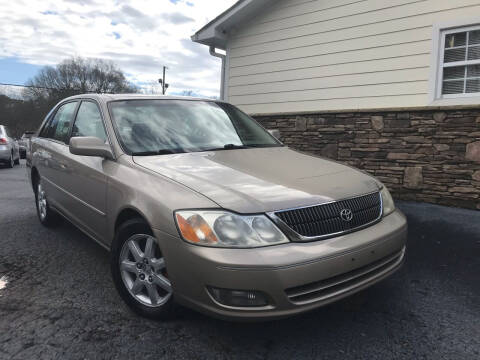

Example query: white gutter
[209,46,226,100]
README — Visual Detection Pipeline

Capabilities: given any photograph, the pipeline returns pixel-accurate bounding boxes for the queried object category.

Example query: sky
[0,0,237,97]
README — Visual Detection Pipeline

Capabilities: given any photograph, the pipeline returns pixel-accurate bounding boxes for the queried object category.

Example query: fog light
[208,287,269,307]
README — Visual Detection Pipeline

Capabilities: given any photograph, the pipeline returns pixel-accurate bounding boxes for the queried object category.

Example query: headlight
[174,210,289,248]
[380,186,395,216]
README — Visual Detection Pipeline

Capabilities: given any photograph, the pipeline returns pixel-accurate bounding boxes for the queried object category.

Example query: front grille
[285,248,405,305]
[274,192,381,239]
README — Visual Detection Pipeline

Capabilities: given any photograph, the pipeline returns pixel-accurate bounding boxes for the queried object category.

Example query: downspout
[209,46,226,100]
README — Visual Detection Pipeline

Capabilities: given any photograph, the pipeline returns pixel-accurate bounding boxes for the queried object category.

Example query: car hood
[133,147,380,213]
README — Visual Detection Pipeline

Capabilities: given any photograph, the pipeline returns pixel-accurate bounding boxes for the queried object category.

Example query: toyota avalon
[28,94,407,320]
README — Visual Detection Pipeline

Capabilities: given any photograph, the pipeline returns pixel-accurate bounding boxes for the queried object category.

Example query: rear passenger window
[71,101,107,143]
[39,117,53,138]
[38,107,56,138]
[48,102,78,143]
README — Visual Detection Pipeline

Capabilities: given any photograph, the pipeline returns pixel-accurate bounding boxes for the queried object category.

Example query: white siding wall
[225,0,480,114]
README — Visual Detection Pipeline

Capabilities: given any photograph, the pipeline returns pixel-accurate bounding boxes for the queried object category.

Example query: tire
[7,152,14,168]
[111,219,175,320]
[34,179,61,227]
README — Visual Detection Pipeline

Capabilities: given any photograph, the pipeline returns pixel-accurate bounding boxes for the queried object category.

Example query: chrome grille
[273,192,382,239]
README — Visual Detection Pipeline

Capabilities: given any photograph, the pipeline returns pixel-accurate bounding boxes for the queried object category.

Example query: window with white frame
[439,26,480,97]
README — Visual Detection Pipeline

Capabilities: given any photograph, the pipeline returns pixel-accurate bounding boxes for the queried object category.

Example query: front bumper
[155,209,407,320]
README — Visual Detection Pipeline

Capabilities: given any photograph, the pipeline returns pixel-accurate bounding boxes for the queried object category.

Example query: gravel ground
[0,161,479,360]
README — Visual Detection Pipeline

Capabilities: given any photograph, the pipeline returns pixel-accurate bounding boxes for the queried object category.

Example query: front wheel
[111,219,175,319]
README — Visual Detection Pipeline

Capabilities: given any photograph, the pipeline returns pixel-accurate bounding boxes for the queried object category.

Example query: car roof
[61,93,223,104]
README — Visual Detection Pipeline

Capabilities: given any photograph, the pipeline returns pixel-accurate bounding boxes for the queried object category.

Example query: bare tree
[1,57,139,134]
[23,57,138,102]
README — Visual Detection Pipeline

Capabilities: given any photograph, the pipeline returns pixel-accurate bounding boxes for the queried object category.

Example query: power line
[0,83,119,94]
[0,82,54,90]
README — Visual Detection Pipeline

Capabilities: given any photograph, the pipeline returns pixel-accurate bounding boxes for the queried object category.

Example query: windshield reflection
[109,100,282,155]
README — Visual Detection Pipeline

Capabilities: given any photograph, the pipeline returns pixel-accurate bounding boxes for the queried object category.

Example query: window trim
[430,18,480,105]
[438,25,480,99]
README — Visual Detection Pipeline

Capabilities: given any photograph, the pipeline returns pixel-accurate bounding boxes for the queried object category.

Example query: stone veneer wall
[255,108,480,210]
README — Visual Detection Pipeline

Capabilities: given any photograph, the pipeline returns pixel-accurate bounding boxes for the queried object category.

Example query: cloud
[0,0,237,97]
[121,4,145,19]
[161,12,194,24]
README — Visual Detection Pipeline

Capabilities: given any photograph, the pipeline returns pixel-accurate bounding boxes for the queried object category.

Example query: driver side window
[71,101,107,143]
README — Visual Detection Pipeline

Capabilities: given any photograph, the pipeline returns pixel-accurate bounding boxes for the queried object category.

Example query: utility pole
[158,66,169,95]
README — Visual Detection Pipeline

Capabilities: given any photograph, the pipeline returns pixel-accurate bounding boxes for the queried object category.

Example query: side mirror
[268,129,281,140]
[69,137,114,160]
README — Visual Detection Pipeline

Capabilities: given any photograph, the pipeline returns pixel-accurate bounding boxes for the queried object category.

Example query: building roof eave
[191,0,272,49]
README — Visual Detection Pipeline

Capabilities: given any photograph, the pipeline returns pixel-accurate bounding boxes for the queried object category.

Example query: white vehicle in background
[0,125,20,168]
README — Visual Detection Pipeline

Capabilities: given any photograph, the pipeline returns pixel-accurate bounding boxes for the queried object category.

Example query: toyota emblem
[340,209,353,222]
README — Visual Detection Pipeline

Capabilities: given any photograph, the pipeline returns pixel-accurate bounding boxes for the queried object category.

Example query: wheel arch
[114,206,154,234]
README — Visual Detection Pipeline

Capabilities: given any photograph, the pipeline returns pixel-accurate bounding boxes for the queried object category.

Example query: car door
[61,100,111,243]
[33,101,79,208]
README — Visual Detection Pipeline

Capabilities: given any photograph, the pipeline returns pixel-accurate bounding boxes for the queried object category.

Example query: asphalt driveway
[0,162,479,359]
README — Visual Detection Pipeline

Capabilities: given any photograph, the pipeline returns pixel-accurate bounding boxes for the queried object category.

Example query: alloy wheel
[37,183,47,221]
[119,234,172,307]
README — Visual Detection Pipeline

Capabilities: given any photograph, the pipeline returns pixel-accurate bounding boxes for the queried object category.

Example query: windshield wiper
[244,144,283,148]
[131,149,184,156]
[205,144,284,152]
[202,144,250,152]
[223,144,250,149]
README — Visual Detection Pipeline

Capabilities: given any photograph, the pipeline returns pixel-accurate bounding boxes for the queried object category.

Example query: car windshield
[108,100,282,155]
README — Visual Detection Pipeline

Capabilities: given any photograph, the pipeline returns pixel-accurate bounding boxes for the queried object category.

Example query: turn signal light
[175,213,218,244]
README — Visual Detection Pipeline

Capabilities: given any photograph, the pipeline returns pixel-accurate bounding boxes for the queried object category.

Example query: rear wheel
[111,219,175,319]
[34,180,61,227]
[7,152,14,168]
